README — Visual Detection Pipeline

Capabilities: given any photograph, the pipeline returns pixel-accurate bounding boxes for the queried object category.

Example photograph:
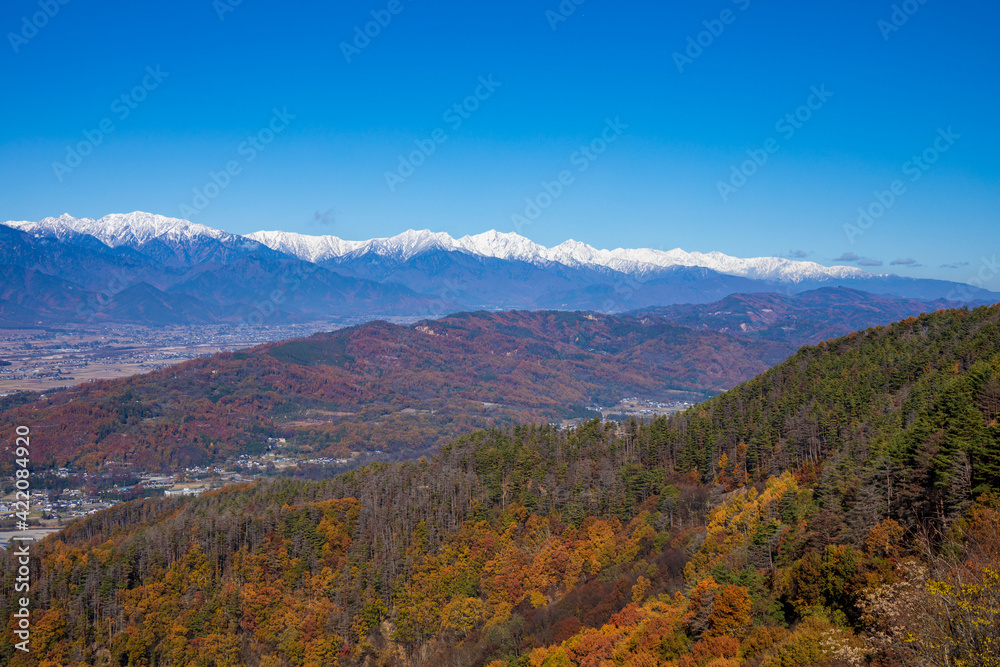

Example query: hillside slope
[0,292,974,472]
[3,305,1000,666]
[0,310,789,470]
[664,304,1000,524]
[643,286,958,346]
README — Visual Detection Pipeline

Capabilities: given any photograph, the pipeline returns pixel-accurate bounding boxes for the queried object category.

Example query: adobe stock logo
[545,0,586,31]
[844,127,959,244]
[672,0,752,74]
[340,0,413,63]
[384,76,502,192]
[511,117,628,232]
[878,0,930,41]
[179,107,296,217]
[214,0,244,21]
[947,256,999,302]
[51,66,170,182]
[716,85,833,201]
[7,0,71,54]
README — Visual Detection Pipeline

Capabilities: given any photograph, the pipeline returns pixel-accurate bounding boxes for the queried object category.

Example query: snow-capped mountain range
[6,211,237,248]
[5,211,868,283]
[1,211,995,327]
[248,227,871,283]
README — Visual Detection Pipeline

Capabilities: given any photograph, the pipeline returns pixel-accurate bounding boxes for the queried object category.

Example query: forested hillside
[643,286,959,346]
[3,304,1000,666]
[0,310,791,471]
[665,305,1000,525]
[0,289,953,473]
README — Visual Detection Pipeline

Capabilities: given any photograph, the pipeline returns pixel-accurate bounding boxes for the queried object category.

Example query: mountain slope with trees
[0,311,790,471]
[0,290,960,473]
[664,304,1000,527]
[642,286,959,347]
[3,304,1000,666]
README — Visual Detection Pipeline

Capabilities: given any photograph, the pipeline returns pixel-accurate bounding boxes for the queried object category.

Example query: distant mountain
[164,254,443,323]
[247,228,866,282]
[250,227,1000,306]
[0,213,442,325]
[8,211,232,247]
[641,286,959,346]
[2,212,997,326]
[7,211,285,269]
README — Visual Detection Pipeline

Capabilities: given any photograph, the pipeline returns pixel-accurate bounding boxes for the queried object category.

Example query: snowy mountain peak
[245,230,363,263]
[549,239,604,265]
[4,211,232,248]
[248,225,871,283]
[366,229,456,258]
[456,230,545,262]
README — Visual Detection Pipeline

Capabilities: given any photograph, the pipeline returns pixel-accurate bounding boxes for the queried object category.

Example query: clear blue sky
[1,0,997,285]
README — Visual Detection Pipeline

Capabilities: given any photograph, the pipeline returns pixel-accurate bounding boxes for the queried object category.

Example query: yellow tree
[707,585,752,637]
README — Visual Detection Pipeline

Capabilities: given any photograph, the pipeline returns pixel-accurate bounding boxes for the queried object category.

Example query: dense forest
[0,310,789,471]
[2,304,1000,665]
[0,288,949,473]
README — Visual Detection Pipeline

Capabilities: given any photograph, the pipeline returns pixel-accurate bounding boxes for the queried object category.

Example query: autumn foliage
[3,305,1000,665]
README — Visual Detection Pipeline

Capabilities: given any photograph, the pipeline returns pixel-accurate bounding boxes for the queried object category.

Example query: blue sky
[1,0,997,285]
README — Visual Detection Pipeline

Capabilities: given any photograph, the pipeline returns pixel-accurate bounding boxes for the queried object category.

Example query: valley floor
[0,323,334,393]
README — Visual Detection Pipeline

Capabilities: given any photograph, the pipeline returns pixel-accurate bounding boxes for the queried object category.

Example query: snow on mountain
[245,229,546,264]
[597,247,869,282]
[454,230,548,263]
[246,230,366,263]
[361,229,458,259]
[2,211,870,284]
[248,227,870,283]
[5,212,234,248]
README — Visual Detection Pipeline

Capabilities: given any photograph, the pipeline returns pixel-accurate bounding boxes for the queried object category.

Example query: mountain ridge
[252,227,872,283]
[3,212,997,326]
[6,211,876,282]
